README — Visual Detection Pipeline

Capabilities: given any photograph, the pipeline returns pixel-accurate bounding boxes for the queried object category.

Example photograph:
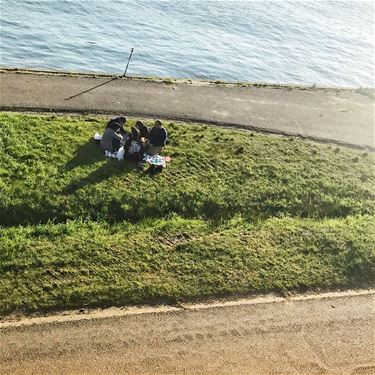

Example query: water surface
[1,0,374,87]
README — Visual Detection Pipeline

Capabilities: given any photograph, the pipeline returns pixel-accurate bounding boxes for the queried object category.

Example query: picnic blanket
[143,153,167,167]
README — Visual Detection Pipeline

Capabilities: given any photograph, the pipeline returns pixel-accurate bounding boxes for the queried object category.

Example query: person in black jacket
[135,121,150,140]
[106,115,126,131]
[147,120,167,156]
[124,127,144,162]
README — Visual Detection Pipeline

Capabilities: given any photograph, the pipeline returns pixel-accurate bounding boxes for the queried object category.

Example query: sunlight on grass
[0,112,374,315]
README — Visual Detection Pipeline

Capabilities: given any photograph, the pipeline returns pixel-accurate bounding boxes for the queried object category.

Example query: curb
[1,289,374,329]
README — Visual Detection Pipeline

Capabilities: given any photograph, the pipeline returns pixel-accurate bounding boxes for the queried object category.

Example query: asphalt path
[1,70,374,149]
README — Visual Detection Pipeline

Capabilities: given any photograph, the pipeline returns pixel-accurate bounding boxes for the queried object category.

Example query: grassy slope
[1,113,374,225]
[0,113,374,315]
[0,216,374,314]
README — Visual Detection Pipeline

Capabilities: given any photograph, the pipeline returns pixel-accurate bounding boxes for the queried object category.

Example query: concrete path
[0,70,374,148]
[1,291,374,375]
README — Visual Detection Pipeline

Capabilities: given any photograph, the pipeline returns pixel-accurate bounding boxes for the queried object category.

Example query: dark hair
[117,115,126,124]
[154,120,162,127]
[131,126,140,140]
[107,115,126,131]
[135,121,145,129]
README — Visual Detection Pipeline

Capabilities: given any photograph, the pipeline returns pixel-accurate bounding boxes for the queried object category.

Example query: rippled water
[1,0,374,87]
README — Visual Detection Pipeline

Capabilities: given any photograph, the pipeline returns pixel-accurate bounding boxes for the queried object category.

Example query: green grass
[162,78,175,85]
[0,112,374,315]
[1,113,374,226]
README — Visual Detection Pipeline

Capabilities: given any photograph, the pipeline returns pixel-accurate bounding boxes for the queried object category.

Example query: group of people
[99,115,168,163]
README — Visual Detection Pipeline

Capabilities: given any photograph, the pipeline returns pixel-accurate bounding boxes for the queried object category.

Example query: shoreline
[2,66,372,92]
[1,68,374,149]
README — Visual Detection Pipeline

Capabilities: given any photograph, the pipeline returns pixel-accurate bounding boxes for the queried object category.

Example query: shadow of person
[63,158,137,194]
[64,140,104,171]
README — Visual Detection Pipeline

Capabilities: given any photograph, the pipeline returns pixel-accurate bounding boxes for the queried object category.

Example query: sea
[1,0,374,88]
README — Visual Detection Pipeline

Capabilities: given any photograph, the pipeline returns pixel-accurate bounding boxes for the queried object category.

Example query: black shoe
[137,162,145,171]
[145,165,155,174]
[152,165,163,175]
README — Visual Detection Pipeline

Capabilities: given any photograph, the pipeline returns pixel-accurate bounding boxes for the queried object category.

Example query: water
[1,0,374,87]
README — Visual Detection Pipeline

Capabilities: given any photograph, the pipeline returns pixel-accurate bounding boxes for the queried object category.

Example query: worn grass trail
[0,113,374,315]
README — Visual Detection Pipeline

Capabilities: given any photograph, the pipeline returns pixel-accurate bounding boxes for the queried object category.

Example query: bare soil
[1,290,374,375]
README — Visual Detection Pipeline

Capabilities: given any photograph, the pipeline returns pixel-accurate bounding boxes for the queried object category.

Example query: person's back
[149,127,167,146]
[124,127,144,161]
[135,121,150,140]
[148,120,167,155]
[100,127,122,153]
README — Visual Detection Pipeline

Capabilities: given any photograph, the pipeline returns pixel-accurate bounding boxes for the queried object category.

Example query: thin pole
[122,48,134,77]
[65,47,135,100]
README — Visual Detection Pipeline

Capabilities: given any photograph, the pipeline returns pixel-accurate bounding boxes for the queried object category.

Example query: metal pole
[122,48,134,77]
[65,47,135,100]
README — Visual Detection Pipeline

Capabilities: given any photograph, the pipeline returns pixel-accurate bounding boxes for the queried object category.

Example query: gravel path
[1,291,374,375]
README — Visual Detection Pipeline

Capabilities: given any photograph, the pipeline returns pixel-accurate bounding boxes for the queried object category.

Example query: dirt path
[0,70,373,149]
[1,291,374,375]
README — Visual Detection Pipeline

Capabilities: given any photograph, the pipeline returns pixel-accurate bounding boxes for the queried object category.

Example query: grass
[0,112,374,315]
[162,78,175,85]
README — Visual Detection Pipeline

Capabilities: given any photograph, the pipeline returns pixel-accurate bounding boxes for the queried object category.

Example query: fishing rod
[65,47,135,100]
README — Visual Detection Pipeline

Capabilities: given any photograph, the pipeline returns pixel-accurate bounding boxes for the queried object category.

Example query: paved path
[0,70,374,148]
[1,291,374,375]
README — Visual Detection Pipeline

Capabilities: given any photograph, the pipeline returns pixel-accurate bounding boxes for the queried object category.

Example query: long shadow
[64,77,118,101]
[63,158,137,194]
[64,140,104,172]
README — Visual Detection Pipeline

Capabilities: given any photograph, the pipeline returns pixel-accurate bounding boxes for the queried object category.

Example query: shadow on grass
[63,158,137,194]
[64,140,104,171]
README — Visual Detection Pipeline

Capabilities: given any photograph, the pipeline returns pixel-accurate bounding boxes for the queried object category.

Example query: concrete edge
[1,107,374,151]
[1,289,374,329]
[0,67,367,92]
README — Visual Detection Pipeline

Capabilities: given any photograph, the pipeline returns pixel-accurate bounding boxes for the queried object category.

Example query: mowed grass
[1,113,374,225]
[0,112,374,315]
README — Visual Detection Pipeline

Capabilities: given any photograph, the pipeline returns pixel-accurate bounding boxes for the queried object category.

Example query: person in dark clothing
[105,115,127,150]
[100,127,123,153]
[135,121,150,140]
[106,115,126,131]
[147,120,167,156]
[124,127,144,162]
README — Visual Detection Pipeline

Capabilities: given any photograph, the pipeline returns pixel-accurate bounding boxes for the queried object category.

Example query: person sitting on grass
[100,122,123,154]
[124,127,144,162]
[135,120,150,141]
[147,120,167,156]
[106,115,126,131]
[107,115,128,140]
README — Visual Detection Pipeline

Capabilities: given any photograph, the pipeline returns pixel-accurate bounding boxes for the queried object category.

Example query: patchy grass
[0,112,374,315]
[0,215,374,315]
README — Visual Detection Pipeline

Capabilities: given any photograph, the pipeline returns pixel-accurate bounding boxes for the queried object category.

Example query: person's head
[131,126,140,140]
[154,120,162,128]
[117,115,127,125]
[108,115,126,131]
[135,120,145,130]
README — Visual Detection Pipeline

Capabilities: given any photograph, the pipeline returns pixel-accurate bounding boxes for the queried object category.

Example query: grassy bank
[1,113,374,226]
[0,216,374,315]
[0,113,374,315]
